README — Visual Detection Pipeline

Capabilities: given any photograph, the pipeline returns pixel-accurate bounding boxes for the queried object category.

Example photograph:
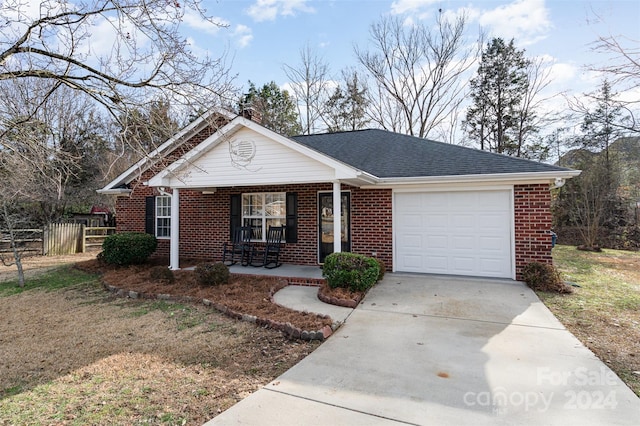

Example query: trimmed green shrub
[522,262,573,294]
[322,252,380,292]
[195,262,230,286]
[101,233,157,266]
[149,265,175,283]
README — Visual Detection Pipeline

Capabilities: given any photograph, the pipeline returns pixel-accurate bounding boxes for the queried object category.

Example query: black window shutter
[230,194,241,240]
[285,192,298,243]
[145,196,155,235]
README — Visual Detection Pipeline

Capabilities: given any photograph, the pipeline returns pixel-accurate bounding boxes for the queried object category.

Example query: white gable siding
[165,128,338,188]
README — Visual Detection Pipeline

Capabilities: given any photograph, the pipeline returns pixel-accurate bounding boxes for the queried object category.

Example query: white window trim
[242,192,286,242]
[156,195,171,239]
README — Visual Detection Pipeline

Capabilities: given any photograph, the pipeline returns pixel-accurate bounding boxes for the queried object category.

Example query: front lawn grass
[0,264,319,425]
[541,245,640,396]
[0,265,99,296]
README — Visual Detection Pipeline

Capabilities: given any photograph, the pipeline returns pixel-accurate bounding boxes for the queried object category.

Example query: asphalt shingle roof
[292,129,572,178]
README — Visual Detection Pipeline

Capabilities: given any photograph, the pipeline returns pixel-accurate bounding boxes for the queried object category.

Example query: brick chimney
[241,105,262,124]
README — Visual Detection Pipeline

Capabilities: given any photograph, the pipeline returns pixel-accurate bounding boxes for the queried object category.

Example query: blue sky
[189,0,640,104]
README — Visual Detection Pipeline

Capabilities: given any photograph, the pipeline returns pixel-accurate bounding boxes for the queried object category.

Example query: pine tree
[324,71,369,133]
[240,81,302,136]
[579,80,623,169]
[464,38,531,155]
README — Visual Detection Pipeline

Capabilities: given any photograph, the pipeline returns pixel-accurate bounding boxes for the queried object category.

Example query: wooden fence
[45,223,83,255]
[0,229,44,255]
[1,224,116,256]
[82,226,116,252]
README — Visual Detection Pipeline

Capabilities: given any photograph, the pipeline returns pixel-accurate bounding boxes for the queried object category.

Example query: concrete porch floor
[228,263,325,280]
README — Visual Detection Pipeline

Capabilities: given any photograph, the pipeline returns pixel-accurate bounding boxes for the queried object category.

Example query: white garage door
[394,190,513,278]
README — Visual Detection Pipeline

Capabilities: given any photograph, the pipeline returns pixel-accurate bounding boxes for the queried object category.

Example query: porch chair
[250,225,284,269]
[222,226,252,266]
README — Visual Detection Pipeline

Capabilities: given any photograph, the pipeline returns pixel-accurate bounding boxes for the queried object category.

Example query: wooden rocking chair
[250,226,284,269]
[222,226,252,266]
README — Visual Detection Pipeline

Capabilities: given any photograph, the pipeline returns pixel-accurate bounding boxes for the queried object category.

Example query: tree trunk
[11,241,25,288]
[2,203,26,287]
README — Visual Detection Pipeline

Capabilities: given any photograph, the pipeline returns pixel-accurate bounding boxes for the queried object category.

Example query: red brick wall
[351,188,393,270]
[117,168,550,280]
[116,124,220,258]
[514,183,554,280]
[117,182,394,270]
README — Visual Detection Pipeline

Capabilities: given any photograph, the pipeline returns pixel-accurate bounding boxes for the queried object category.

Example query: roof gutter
[96,188,132,196]
[360,170,581,189]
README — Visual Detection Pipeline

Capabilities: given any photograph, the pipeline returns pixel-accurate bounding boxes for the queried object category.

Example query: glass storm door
[318,192,350,263]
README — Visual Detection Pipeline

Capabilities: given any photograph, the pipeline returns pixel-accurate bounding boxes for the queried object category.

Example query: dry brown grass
[541,245,640,396]
[0,256,321,424]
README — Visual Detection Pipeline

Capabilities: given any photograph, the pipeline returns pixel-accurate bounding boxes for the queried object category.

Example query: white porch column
[170,188,180,270]
[333,181,342,254]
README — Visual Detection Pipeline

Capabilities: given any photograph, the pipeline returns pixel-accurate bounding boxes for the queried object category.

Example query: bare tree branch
[355,13,478,139]
[587,26,640,134]
[1,0,236,133]
[282,43,330,134]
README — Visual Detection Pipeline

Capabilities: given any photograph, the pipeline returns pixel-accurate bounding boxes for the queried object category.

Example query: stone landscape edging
[317,285,363,309]
[101,280,334,341]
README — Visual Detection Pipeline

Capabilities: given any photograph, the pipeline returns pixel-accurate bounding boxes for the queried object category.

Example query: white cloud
[233,25,254,48]
[390,0,440,15]
[478,0,552,45]
[548,61,578,85]
[246,0,315,22]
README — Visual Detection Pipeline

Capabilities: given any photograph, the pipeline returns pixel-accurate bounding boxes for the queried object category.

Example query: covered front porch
[162,182,351,271]
[141,117,387,271]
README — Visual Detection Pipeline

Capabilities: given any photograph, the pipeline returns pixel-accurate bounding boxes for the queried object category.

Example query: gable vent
[229,139,257,168]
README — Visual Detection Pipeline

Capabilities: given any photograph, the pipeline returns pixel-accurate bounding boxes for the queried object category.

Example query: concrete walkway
[272,285,354,324]
[207,274,640,425]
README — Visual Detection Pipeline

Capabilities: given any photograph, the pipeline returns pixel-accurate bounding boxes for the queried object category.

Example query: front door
[318,192,350,263]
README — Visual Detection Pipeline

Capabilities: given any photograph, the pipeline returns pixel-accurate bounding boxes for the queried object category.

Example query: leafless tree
[590,34,639,93]
[0,78,107,285]
[0,118,77,287]
[1,78,110,217]
[282,44,330,134]
[515,56,555,157]
[571,161,608,250]
[589,34,640,134]
[0,0,235,137]
[355,13,478,139]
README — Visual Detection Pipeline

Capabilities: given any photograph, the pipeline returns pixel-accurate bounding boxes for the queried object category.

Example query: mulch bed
[75,259,364,339]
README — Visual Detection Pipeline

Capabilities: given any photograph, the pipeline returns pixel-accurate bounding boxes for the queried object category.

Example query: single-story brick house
[99,107,579,280]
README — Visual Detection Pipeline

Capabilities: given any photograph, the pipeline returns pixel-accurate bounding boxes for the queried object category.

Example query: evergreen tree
[240,81,302,136]
[117,100,179,154]
[464,38,531,155]
[578,80,623,168]
[324,71,369,133]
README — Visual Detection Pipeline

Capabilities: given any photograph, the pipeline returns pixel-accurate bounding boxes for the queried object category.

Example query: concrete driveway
[207,274,640,425]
